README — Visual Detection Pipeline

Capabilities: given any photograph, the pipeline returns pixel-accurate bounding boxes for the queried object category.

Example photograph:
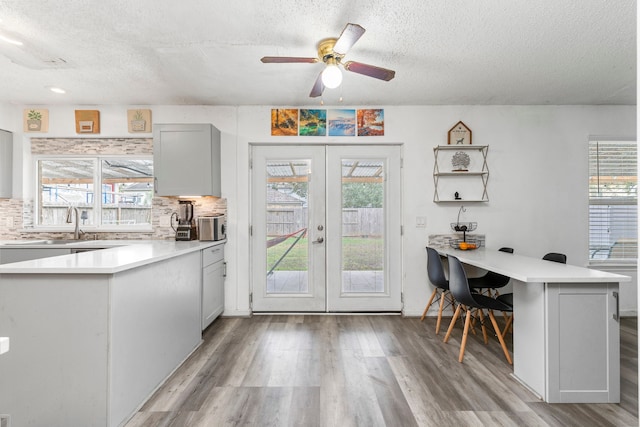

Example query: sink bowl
[4,239,80,246]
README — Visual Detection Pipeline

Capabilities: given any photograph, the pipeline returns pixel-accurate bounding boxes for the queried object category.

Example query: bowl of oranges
[449,238,481,250]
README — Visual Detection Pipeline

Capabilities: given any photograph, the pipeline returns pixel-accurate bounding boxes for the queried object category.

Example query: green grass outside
[267,237,383,271]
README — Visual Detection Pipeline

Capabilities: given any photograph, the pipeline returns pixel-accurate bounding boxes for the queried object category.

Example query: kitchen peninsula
[0,240,225,427]
[437,247,630,404]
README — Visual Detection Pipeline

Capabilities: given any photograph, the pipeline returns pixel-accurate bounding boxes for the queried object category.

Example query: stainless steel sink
[3,240,80,245]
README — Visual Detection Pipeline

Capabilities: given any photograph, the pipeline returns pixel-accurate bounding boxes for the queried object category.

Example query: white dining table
[436,246,630,403]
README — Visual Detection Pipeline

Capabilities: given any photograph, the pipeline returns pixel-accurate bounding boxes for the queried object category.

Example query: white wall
[2,103,636,316]
[235,105,637,316]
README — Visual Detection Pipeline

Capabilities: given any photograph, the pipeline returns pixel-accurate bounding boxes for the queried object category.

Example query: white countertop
[0,239,226,274]
[436,247,630,283]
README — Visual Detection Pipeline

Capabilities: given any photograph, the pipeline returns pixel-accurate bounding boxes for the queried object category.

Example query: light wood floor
[125,315,638,427]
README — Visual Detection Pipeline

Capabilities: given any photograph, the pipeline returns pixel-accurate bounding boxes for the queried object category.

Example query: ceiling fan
[261,23,396,98]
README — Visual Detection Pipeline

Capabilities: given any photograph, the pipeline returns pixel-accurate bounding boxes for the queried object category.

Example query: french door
[251,144,402,312]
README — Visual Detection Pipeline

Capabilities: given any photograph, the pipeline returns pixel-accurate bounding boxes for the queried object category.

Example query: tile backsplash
[0,196,226,241]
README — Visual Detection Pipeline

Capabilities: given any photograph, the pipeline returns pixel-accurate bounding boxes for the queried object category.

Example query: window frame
[587,137,637,266]
[33,154,154,233]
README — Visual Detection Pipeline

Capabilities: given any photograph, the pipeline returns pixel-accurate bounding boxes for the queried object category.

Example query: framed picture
[23,109,49,132]
[357,109,384,136]
[448,121,472,145]
[127,109,152,133]
[299,109,326,136]
[328,109,356,136]
[271,109,298,136]
[75,110,100,134]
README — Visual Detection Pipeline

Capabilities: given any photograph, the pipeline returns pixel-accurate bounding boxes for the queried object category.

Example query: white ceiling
[0,0,635,107]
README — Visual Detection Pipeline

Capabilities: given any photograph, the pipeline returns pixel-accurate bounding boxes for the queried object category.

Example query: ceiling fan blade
[309,71,325,98]
[333,23,366,55]
[261,56,318,63]
[343,61,396,81]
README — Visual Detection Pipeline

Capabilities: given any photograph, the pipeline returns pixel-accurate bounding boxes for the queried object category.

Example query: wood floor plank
[124,315,638,427]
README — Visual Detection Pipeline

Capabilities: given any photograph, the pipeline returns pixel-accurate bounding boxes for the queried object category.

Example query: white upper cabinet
[0,129,12,199]
[153,123,221,196]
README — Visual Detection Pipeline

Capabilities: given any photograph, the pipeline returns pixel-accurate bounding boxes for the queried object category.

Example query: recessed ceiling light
[0,34,22,46]
[48,87,66,94]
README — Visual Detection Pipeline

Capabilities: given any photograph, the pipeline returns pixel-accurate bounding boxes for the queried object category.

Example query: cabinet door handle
[154,177,158,194]
[223,261,227,277]
[613,291,619,321]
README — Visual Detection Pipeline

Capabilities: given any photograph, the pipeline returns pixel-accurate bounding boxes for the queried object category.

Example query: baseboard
[620,309,637,317]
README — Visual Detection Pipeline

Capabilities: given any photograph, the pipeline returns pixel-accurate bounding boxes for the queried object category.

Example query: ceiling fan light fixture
[321,60,342,89]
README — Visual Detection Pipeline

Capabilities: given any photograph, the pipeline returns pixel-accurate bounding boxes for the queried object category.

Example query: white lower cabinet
[546,282,620,402]
[202,244,225,330]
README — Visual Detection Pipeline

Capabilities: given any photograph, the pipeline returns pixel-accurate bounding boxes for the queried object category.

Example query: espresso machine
[171,200,197,241]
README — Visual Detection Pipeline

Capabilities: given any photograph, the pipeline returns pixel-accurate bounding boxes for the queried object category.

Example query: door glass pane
[266,160,310,294]
[341,159,384,293]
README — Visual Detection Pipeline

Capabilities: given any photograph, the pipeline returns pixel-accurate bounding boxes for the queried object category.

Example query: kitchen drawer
[202,245,224,267]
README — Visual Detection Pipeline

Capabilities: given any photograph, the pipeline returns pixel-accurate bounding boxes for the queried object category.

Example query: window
[588,139,637,262]
[36,156,153,230]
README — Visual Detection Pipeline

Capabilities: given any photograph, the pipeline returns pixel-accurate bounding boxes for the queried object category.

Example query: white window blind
[588,140,637,261]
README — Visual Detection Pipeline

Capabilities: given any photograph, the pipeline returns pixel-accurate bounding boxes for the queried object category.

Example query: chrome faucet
[65,206,82,240]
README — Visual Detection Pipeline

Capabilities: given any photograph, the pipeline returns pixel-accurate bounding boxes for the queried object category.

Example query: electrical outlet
[159,216,171,227]
[0,414,11,427]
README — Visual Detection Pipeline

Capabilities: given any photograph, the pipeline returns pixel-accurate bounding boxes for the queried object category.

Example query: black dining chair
[421,247,454,334]
[468,247,514,297]
[496,252,567,337]
[542,252,567,264]
[443,254,513,364]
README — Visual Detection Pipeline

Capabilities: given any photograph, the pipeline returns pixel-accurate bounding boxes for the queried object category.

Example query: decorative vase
[131,120,146,132]
[27,119,42,131]
[79,121,94,132]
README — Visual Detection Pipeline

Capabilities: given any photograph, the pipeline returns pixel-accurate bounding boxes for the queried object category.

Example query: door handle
[312,237,324,244]
[613,291,619,321]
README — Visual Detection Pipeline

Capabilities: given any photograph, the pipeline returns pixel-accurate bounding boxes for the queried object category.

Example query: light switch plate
[416,216,426,228]
[0,337,9,355]
[159,217,170,227]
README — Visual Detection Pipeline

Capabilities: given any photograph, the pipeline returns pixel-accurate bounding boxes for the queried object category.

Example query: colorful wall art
[299,109,326,136]
[270,108,384,137]
[75,110,100,134]
[271,109,299,136]
[357,109,384,136]
[328,109,356,136]
[23,109,49,133]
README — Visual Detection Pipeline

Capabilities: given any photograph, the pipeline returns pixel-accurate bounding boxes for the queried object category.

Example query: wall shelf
[433,145,489,202]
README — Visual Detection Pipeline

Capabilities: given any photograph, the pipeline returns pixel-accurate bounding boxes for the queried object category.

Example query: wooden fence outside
[267,207,383,237]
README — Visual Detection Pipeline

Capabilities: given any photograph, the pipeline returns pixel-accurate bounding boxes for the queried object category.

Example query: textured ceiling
[0,0,635,106]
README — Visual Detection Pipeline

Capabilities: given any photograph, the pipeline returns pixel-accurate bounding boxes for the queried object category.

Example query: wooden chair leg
[420,288,438,321]
[477,309,489,344]
[443,304,462,343]
[502,313,513,338]
[435,289,447,334]
[488,310,513,364]
[458,308,472,363]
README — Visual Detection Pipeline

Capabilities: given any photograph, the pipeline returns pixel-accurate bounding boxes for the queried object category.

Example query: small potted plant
[27,109,42,131]
[131,110,146,132]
